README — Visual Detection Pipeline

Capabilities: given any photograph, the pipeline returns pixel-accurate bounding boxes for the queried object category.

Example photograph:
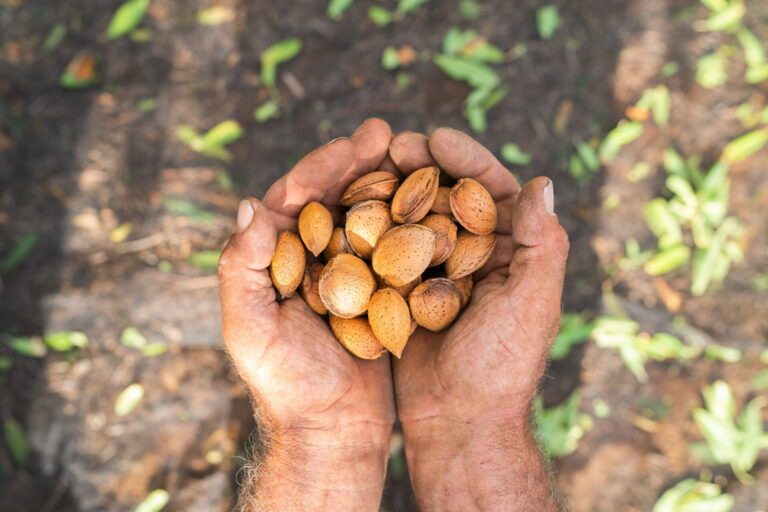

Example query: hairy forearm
[402,411,564,512]
[237,421,391,512]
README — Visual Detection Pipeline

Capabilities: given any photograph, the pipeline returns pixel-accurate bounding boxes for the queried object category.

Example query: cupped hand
[218,119,397,440]
[390,128,570,427]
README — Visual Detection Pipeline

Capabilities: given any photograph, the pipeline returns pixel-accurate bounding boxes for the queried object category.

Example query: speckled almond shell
[298,201,334,256]
[452,274,474,309]
[408,278,462,332]
[345,200,394,259]
[329,315,386,360]
[301,261,328,315]
[372,224,437,287]
[450,178,498,235]
[323,226,354,262]
[269,231,307,298]
[419,213,458,267]
[340,171,399,207]
[318,253,376,318]
[390,166,440,224]
[430,186,454,218]
[368,288,411,358]
[444,231,497,280]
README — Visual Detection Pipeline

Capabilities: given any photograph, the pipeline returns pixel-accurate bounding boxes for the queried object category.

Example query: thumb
[218,198,279,357]
[504,177,569,343]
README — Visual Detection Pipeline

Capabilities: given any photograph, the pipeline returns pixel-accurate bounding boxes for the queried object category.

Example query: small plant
[500,143,531,166]
[591,316,699,382]
[256,38,303,121]
[550,312,594,360]
[434,28,506,132]
[105,0,150,40]
[536,6,561,40]
[535,391,593,457]
[691,380,768,484]
[652,478,734,512]
[174,120,244,161]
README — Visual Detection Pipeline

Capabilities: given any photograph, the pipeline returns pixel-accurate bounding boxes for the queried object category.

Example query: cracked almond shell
[329,315,386,360]
[450,178,498,235]
[319,253,376,318]
[430,186,454,218]
[419,213,458,267]
[269,231,307,298]
[368,288,411,358]
[390,166,440,224]
[372,224,437,287]
[345,200,394,259]
[298,201,334,257]
[408,278,462,332]
[340,171,399,207]
[301,261,327,315]
[444,231,497,280]
[452,274,474,309]
[323,226,354,262]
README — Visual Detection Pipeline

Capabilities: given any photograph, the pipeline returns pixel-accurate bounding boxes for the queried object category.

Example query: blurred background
[1,0,767,510]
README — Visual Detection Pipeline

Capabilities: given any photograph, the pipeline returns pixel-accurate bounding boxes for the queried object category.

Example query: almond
[430,186,454,218]
[452,274,474,309]
[445,231,496,280]
[345,200,394,259]
[408,278,462,332]
[368,288,411,358]
[323,226,354,262]
[390,166,440,224]
[269,231,307,298]
[340,171,399,207]
[450,178,498,235]
[319,253,376,318]
[329,315,386,360]
[298,201,334,256]
[376,274,421,298]
[372,224,436,287]
[301,261,327,315]
[419,213,458,266]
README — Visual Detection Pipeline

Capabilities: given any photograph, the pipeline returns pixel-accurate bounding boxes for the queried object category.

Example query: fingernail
[324,136,348,146]
[543,180,555,215]
[236,199,255,232]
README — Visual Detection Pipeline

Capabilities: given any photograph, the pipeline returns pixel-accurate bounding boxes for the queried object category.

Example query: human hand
[390,128,569,511]
[218,119,396,511]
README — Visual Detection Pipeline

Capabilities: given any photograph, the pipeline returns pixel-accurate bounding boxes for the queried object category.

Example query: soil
[1,0,767,510]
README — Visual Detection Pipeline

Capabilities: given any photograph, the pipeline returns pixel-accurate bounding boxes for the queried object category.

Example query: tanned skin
[218,118,568,511]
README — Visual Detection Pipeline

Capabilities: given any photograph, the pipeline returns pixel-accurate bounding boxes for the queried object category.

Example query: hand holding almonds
[269,166,498,359]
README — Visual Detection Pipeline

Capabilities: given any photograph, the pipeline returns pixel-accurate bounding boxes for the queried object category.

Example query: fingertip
[390,131,435,173]
[221,198,278,272]
[513,177,568,250]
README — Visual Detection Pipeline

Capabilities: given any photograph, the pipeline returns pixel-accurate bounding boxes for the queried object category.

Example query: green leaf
[327,0,355,19]
[4,418,28,465]
[105,0,151,40]
[643,333,699,360]
[434,54,500,89]
[644,245,690,275]
[697,1,745,32]
[696,52,728,89]
[368,6,393,26]
[550,313,593,360]
[44,331,88,351]
[261,38,302,88]
[464,104,487,133]
[163,198,214,223]
[115,383,145,416]
[653,478,733,512]
[500,143,531,166]
[43,22,67,51]
[661,61,680,77]
[720,128,768,164]
[135,489,170,512]
[458,0,482,19]
[186,250,221,269]
[0,356,11,372]
[0,233,38,274]
[651,86,670,125]
[254,100,280,123]
[736,27,765,68]
[197,6,235,25]
[700,0,729,12]
[575,141,600,172]
[643,198,683,248]
[745,63,768,84]
[121,327,148,349]
[599,120,644,161]
[6,336,46,357]
[536,5,561,40]
[141,342,167,357]
[397,0,430,14]
[704,344,742,362]
[381,46,400,70]
[201,120,244,149]
[536,391,592,457]
[751,369,768,391]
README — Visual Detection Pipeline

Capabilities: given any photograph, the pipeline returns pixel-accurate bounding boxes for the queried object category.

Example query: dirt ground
[1,0,767,510]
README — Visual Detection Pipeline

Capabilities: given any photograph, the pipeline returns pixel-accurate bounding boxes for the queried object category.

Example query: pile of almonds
[269,166,498,359]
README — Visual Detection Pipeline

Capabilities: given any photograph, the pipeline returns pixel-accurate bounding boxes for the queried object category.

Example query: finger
[345,118,393,188]
[502,178,569,344]
[389,131,437,174]
[428,127,520,202]
[219,198,279,361]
